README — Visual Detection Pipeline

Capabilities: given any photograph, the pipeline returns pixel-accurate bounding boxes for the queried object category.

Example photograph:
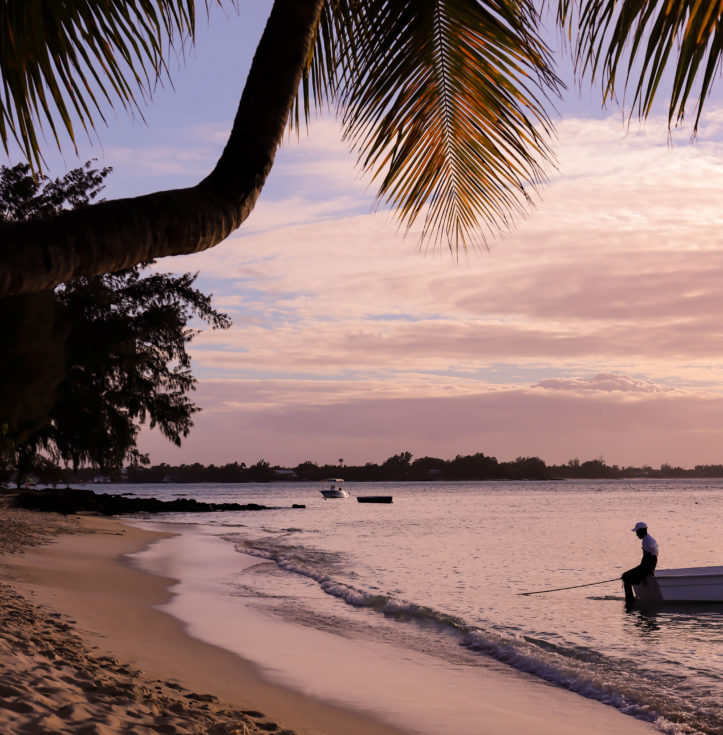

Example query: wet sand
[0,497,659,735]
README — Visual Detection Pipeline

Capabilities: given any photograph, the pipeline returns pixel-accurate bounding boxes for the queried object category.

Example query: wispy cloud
[137,108,723,466]
[535,374,676,394]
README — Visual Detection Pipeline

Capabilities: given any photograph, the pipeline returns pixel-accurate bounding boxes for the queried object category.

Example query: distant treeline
[33,453,723,485]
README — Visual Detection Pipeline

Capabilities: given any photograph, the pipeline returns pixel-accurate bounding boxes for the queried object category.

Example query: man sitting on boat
[622,522,658,606]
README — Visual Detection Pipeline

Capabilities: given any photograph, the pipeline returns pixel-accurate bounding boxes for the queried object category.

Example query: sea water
[114,479,721,735]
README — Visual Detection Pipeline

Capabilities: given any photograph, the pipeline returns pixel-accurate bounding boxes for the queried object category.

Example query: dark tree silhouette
[0,162,230,485]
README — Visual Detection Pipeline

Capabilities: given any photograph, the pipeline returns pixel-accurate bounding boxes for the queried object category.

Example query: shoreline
[1,508,410,735]
[0,505,660,735]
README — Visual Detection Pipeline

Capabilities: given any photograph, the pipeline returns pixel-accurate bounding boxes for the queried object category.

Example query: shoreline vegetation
[9,452,723,487]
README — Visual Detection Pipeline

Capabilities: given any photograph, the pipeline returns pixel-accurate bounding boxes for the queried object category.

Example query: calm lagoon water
[110,479,721,735]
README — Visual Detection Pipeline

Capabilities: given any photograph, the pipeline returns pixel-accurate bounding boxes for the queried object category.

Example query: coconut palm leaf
[291,0,339,129]
[0,0,203,171]
[558,0,723,133]
[297,0,561,254]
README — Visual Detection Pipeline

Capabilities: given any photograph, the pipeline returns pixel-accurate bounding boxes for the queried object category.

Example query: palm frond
[297,0,560,254]
[0,0,205,171]
[290,0,340,130]
[558,0,723,133]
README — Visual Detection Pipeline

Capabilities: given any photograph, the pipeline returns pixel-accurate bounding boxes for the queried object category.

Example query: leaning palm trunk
[0,0,325,297]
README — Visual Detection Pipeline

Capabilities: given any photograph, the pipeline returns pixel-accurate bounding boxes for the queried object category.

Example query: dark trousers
[622,553,657,604]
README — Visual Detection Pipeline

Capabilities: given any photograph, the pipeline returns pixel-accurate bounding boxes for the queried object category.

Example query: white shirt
[642,534,658,556]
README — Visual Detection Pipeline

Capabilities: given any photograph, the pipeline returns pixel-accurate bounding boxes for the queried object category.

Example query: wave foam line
[236,542,468,629]
[235,541,709,735]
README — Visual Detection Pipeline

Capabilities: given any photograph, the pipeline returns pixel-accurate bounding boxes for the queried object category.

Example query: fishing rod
[518,577,620,596]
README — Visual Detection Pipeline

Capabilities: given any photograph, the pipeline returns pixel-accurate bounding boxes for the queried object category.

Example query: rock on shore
[13,487,276,515]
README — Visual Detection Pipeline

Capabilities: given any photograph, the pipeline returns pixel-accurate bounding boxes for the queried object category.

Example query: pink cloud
[140,109,723,466]
[535,374,675,394]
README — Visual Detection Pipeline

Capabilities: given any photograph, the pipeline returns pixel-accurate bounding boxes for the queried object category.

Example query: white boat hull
[320,489,350,499]
[634,566,723,603]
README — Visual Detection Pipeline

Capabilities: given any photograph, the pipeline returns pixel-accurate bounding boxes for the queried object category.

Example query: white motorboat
[634,566,723,603]
[320,478,350,499]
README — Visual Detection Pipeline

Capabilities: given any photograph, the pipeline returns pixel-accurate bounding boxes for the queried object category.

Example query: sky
[11,3,723,469]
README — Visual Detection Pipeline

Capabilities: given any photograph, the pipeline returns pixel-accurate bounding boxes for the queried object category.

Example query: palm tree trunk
[0,0,325,297]
[15,445,35,490]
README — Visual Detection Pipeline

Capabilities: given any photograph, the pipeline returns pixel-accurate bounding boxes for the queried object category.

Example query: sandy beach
[0,493,661,735]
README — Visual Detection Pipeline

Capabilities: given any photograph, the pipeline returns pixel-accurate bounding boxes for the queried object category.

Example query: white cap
[632,522,647,532]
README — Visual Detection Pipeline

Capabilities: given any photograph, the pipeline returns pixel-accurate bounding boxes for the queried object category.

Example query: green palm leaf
[298,0,560,254]
[558,0,723,133]
[0,0,203,171]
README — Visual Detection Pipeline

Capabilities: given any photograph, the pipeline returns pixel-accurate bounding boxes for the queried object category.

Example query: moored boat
[356,496,393,504]
[634,565,723,603]
[320,478,350,499]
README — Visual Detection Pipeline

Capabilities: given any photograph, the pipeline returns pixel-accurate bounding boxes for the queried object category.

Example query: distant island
[10,452,723,486]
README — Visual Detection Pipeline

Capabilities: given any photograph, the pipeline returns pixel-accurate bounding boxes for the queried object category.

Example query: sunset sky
[19,3,723,468]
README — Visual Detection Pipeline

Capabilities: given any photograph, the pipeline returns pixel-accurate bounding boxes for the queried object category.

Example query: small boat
[634,566,723,603]
[320,478,350,499]
[356,496,393,504]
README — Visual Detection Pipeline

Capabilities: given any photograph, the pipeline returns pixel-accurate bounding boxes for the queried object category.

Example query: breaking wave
[234,537,719,735]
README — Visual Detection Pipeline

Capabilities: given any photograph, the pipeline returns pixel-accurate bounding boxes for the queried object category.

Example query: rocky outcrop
[12,488,282,516]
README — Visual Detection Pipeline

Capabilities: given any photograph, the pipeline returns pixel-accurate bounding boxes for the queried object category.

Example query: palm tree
[1,1,720,298]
